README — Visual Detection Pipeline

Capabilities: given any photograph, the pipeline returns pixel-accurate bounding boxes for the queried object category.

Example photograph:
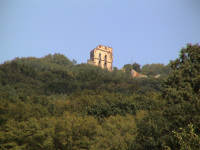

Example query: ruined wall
[131,69,147,78]
[90,45,113,71]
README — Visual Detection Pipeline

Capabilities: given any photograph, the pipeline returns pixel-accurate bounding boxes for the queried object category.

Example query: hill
[0,43,199,149]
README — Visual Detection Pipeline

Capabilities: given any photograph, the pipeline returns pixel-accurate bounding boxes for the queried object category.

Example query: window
[104,55,107,68]
[104,55,107,62]
[104,62,107,68]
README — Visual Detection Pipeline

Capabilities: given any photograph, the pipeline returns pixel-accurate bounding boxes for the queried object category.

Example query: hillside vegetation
[0,43,199,150]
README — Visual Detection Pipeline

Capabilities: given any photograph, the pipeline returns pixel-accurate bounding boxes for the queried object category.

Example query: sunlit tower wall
[90,45,113,71]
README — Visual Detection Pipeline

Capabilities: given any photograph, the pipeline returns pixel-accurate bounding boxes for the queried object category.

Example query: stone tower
[89,45,113,71]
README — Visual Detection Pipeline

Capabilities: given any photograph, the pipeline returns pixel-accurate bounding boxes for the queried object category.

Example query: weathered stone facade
[89,45,113,71]
[131,69,147,78]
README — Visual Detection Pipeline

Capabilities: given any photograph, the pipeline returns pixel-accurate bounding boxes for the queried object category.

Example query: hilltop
[0,53,168,96]
[0,43,199,149]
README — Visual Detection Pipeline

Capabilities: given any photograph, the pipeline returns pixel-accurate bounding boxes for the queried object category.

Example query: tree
[165,123,200,150]
[123,64,132,76]
[161,43,200,149]
[72,59,77,65]
[132,62,141,72]
[162,43,200,104]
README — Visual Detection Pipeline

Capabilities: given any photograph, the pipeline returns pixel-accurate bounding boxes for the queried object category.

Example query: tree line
[0,43,199,149]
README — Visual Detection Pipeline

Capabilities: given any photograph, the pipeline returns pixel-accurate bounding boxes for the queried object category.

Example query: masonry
[89,45,113,71]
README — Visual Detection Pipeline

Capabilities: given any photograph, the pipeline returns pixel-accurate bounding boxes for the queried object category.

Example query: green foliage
[0,43,198,149]
[12,53,74,72]
[165,123,200,150]
[52,113,100,150]
[162,44,200,149]
[122,62,171,78]
[173,123,200,150]
[162,43,200,104]
[135,111,170,150]
[141,63,171,77]
[0,118,54,150]
[86,95,136,119]
[123,64,132,76]
[161,44,200,136]
[96,115,137,149]
[132,62,141,72]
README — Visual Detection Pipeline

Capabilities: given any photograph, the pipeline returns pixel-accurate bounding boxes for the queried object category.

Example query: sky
[1,0,200,69]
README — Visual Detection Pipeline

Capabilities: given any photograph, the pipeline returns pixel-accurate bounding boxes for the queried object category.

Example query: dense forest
[0,43,199,150]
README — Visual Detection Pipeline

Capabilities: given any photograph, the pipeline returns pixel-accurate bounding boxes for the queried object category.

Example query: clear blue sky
[1,0,200,69]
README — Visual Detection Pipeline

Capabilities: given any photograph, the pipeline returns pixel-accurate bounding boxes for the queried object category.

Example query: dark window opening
[99,53,101,66]
[104,55,107,62]
[104,62,107,68]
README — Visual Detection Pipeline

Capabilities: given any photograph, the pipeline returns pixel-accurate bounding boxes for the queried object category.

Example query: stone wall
[90,45,113,71]
[131,69,147,78]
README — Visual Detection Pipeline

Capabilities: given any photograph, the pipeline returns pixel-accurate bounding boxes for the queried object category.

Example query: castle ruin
[88,45,113,71]
[131,69,147,78]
